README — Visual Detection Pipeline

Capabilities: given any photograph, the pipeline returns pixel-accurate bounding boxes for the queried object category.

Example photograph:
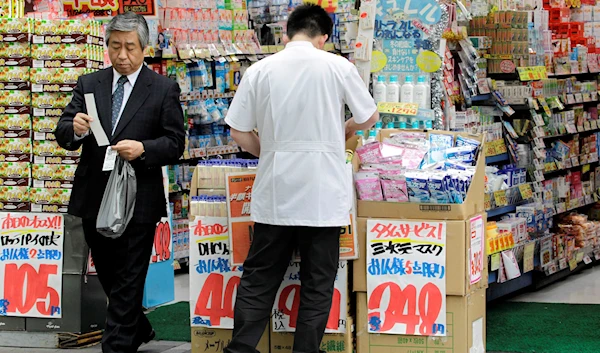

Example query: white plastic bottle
[365,129,377,144]
[355,130,365,144]
[386,75,401,103]
[414,76,430,109]
[401,75,415,104]
[375,121,383,133]
[373,75,387,103]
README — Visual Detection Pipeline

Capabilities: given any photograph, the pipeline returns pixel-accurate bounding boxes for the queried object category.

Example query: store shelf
[486,153,509,164]
[487,204,518,218]
[487,272,534,302]
[471,94,492,102]
[533,259,596,290]
[542,159,599,177]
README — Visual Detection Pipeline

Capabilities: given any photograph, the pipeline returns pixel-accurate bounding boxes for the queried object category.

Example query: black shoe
[144,329,156,344]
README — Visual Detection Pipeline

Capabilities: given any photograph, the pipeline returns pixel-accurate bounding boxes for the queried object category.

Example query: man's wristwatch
[140,144,146,161]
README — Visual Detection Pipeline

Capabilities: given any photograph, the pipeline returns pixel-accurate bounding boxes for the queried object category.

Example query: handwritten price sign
[377,102,419,116]
[366,219,446,336]
[272,261,348,334]
[0,213,64,318]
[151,218,172,263]
[189,217,241,329]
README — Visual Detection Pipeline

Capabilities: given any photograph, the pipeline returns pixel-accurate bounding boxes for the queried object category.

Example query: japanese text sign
[366,219,446,336]
[272,261,348,333]
[62,0,158,18]
[0,213,64,318]
[226,172,256,266]
[374,0,442,73]
[190,216,241,329]
[469,215,484,285]
[151,218,172,264]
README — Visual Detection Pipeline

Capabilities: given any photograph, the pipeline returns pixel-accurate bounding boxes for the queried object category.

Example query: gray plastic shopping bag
[96,157,136,238]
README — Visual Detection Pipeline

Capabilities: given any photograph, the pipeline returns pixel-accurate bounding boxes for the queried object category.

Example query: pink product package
[356,142,383,164]
[380,141,405,159]
[355,173,384,201]
[381,179,408,202]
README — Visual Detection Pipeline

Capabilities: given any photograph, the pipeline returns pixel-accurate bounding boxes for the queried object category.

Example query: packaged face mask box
[516,205,537,234]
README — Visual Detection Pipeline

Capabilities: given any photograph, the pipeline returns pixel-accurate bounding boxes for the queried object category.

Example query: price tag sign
[559,258,568,270]
[519,184,534,200]
[585,121,592,131]
[377,102,419,115]
[583,164,591,174]
[484,193,492,210]
[594,251,600,261]
[366,219,446,336]
[491,253,501,271]
[494,190,508,207]
[592,120,599,130]
[523,242,535,273]
[569,258,578,271]
[571,156,579,167]
[584,255,593,265]
[517,66,548,81]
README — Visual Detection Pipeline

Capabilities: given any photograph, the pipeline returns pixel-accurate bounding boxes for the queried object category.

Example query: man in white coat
[224,4,379,353]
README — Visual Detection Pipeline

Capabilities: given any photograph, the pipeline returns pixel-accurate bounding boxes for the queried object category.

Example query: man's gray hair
[105,12,150,49]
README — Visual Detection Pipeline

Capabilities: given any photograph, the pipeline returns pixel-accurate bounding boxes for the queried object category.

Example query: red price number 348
[3,263,60,316]
[368,282,444,335]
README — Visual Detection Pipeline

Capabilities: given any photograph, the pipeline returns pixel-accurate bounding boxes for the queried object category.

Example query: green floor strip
[147,302,191,342]
[487,302,600,353]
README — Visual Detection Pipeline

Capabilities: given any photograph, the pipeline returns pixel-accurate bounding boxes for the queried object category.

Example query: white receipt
[84,93,110,146]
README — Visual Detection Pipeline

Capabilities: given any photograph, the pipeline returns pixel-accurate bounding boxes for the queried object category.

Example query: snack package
[0,114,32,138]
[0,161,30,186]
[32,164,76,188]
[0,185,30,211]
[30,187,71,213]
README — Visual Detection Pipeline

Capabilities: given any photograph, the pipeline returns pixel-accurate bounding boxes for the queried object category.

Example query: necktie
[111,75,128,131]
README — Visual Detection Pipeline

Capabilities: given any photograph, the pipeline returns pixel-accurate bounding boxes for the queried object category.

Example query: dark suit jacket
[55,66,185,224]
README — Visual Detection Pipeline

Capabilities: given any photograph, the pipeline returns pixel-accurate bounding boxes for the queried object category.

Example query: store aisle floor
[511,266,600,304]
[0,342,191,353]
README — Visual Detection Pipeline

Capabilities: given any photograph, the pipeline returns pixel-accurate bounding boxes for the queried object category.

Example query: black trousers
[82,219,156,353]
[225,223,341,353]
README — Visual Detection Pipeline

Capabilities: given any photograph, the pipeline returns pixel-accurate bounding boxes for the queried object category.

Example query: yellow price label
[377,102,419,115]
[523,243,535,273]
[583,164,591,174]
[569,258,578,271]
[494,190,508,207]
[484,193,492,210]
[517,66,548,81]
[519,184,533,200]
[485,143,498,157]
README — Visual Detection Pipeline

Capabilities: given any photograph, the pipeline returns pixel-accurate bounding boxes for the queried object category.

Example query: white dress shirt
[225,41,377,227]
[74,64,144,140]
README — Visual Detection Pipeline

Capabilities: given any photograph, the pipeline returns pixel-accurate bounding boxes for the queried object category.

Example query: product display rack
[473,67,600,301]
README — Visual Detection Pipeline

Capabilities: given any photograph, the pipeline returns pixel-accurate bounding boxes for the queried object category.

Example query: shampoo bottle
[373,75,387,103]
[401,75,414,103]
[414,75,430,109]
[386,75,401,103]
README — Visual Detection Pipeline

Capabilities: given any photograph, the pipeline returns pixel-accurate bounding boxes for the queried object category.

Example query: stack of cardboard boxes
[351,130,488,353]
[190,129,488,353]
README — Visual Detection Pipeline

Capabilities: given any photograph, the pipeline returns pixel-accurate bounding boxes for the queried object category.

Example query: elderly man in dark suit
[55,12,185,353]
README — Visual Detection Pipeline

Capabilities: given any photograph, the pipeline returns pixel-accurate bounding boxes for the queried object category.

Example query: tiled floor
[0,342,191,353]
[512,265,600,304]
[3,267,600,353]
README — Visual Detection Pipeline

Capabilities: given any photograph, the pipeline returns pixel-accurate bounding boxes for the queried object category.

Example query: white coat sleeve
[225,71,257,132]
[343,66,377,125]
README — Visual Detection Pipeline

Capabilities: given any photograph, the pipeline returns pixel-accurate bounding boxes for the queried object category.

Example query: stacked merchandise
[350,130,487,353]
[0,18,103,213]
[188,158,354,353]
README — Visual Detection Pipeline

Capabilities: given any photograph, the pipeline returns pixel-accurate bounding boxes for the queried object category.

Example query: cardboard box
[353,130,485,220]
[271,317,354,353]
[352,214,488,296]
[191,326,269,353]
[356,290,486,353]
[26,274,106,333]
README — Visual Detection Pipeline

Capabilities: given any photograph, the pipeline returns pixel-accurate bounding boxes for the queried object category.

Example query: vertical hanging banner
[189,216,240,329]
[151,218,172,264]
[272,261,348,333]
[0,213,64,318]
[61,0,158,18]
[469,215,484,285]
[226,172,256,266]
[373,0,443,73]
[366,219,446,336]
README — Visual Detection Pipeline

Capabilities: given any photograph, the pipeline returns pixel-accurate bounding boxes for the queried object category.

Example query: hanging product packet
[379,169,409,202]
[355,171,384,201]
